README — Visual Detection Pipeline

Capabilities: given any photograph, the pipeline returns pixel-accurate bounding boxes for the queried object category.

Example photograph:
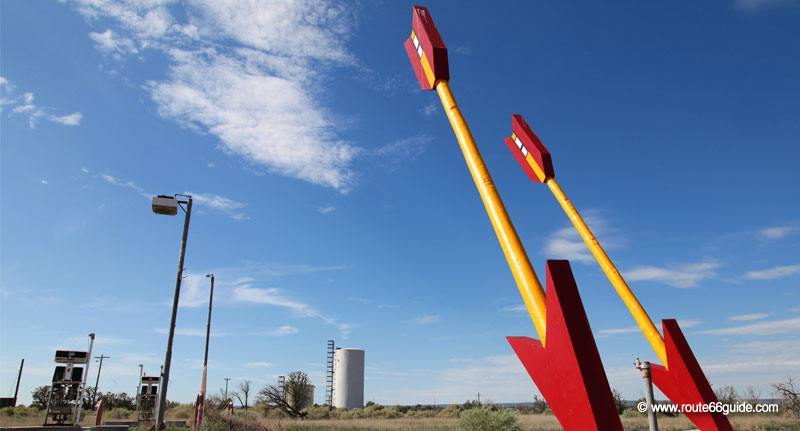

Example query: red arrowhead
[650,320,733,431]
[507,260,623,431]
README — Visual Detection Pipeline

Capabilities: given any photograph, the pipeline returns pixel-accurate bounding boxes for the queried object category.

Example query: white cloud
[698,317,800,336]
[412,314,441,325]
[178,273,214,308]
[729,313,769,321]
[245,361,275,369]
[50,112,83,125]
[599,319,700,337]
[598,326,640,336]
[744,264,800,280]
[543,212,620,264]
[232,285,350,337]
[500,304,527,314]
[95,172,248,220]
[317,206,336,215]
[623,262,718,288]
[188,191,248,220]
[369,135,431,171]
[75,0,361,191]
[41,179,49,185]
[1,77,82,128]
[420,100,438,116]
[98,173,149,197]
[259,325,299,337]
[89,29,138,57]
[758,225,798,240]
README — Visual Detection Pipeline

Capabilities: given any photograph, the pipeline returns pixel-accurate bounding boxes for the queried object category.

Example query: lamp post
[152,194,193,429]
[136,364,143,407]
[193,274,215,430]
[92,355,110,408]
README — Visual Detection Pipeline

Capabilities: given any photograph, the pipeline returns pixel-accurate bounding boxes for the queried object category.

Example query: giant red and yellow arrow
[404,7,623,430]
[504,114,732,431]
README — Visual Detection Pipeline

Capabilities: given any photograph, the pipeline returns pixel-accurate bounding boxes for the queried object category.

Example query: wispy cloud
[258,325,299,337]
[543,212,620,264]
[500,304,527,314]
[75,0,360,191]
[411,314,441,325]
[757,225,798,240]
[598,326,640,336]
[90,169,248,220]
[245,361,275,369]
[188,191,248,221]
[600,319,700,337]
[698,317,800,336]
[729,313,769,321]
[744,264,800,280]
[317,206,336,215]
[232,285,351,337]
[89,29,138,58]
[1,76,82,128]
[98,173,149,197]
[420,100,438,116]
[624,262,718,288]
[369,135,432,172]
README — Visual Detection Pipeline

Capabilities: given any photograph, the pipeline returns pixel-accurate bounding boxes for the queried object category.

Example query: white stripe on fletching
[514,137,523,149]
[413,35,420,49]
[417,45,423,58]
[521,146,528,156]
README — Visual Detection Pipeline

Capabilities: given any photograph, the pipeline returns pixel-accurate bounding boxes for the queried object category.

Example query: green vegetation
[459,406,522,431]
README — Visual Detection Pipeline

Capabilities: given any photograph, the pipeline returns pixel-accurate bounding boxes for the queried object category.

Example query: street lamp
[151,194,193,429]
[193,274,215,430]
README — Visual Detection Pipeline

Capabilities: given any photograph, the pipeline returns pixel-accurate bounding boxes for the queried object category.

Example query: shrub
[105,408,133,419]
[439,404,461,418]
[460,406,522,431]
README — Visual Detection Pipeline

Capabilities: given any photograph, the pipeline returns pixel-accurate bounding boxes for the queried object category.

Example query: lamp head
[152,195,179,216]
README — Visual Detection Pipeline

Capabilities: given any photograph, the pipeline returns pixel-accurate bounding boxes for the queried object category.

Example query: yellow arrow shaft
[436,81,548,341]
[546,178,667,365]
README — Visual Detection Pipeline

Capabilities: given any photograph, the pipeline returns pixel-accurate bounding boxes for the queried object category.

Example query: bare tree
[258,372,313,418]
[714,385,738,405]
[773,377,799,418]
[743,386,761,406]
[31,386,51,409]
[233,380,252,411]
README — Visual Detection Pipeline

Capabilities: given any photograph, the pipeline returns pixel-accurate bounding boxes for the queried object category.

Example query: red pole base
[95,398,105,426]
[650,320,733,431]
[507,260,623,431]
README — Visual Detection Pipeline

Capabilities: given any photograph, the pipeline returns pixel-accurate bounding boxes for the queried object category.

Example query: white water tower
[333,348,364,409]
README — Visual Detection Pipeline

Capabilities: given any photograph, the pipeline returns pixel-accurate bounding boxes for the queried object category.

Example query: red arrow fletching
[506,114,554,183]
[403,5,449,90]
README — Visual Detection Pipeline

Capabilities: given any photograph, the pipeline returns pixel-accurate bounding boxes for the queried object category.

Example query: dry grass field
[2,408,799,430]
[258,415,800,431]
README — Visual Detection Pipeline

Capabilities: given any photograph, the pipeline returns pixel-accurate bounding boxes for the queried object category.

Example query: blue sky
[1,0,799,406]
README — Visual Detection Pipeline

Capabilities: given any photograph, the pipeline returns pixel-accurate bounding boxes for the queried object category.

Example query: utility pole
[152,194,193,430]
[201,274,215,392]
[635,358,659,431]
[93,355,110,407]
[136,364,143,407]
[224,378,231,400]
[75,333,95,425]
[13,359,24,406]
